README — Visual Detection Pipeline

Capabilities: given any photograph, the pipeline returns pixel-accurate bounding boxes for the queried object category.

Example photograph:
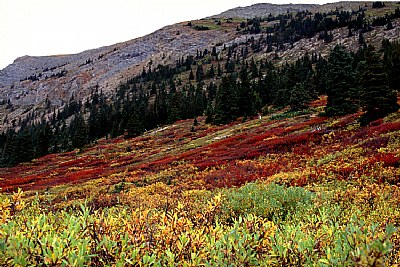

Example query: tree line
[238,5,400,50]
[1,9,399,167]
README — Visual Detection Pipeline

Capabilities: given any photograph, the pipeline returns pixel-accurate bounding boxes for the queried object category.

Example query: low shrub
[221,182,315,222]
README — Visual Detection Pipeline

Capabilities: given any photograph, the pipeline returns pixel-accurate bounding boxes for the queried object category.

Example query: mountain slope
[0,22,236,130]
[212,2,387,19]
[0,98,399,265]
[210,3,319,18]
[0,1,399,169]
[0,96,399,193]
[1,1,400,134]
[0,2,400,265]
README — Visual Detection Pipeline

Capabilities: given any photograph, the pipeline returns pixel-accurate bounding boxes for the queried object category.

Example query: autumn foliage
[1,102,400,265]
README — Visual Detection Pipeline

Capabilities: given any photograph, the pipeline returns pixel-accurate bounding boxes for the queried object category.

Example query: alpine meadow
[0,1,400,266]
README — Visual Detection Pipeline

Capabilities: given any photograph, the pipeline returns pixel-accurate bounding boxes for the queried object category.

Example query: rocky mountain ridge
[1,1,399,131]
[0,23,232,95]
[210,2,371,19]
[210,3,319,18]
[0,22,236,129]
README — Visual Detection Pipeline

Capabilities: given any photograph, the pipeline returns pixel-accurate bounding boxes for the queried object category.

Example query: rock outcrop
[0,22,236,129]
[1,1,399,131]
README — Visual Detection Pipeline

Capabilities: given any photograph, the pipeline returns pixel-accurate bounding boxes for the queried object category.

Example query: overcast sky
[0,0,331,70]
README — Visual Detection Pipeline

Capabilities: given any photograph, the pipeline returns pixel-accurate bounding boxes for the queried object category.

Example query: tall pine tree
[237,66,255,117]
[213,75,238,124]
[325,45,359,116]
[69,114,88,149]
[360,45,399,124]
[125,107,145,138]
[383,40,400,92]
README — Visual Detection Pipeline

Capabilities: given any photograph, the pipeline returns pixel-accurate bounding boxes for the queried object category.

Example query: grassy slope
[1,3,400,264]
[1,97,399,195]
[0,97,399,265]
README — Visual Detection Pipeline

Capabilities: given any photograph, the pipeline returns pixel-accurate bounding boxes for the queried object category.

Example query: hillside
[0,22,235,130]
[1,97,400,265]
[213,2,395,19]
[1,1,400,133]
[210,3,319,18]
[1,96,399,193]
[1,1,400,265]
[0,1,399,169]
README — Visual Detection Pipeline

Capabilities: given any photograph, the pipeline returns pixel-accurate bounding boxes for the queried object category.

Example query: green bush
[221,182,315,222]
[1,186,397,266]
[269,109,312,120]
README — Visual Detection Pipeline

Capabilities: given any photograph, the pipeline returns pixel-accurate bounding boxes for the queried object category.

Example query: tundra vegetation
[1,100,400,265]
[0,1,400,266]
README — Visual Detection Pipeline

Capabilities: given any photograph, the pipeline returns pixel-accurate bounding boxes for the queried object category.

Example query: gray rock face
[210,2,372,19]
[210,3,319,19]
[0,22,235,130]
[0,1,399,131]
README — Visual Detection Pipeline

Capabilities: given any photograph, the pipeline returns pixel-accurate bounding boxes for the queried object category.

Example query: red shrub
[202,163,262,188]
[354,122,400,141]
[208,134,247,148]
[64,168,104,182]
[330,112,362,129]
[369,122,400,136]
[290,176,309,187]
[309,96,327,107]
[360,137,390,152]
[369,153,400,167]
[244,128,286,143]
[59,157,90,168]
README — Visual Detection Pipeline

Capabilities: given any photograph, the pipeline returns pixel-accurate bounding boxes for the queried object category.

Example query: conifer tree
[271,66,292,108]
[1,130,16,166]
[34,123,51,158]
[213,75,238,124]
[196,65,204,82]
[205,103,214,124]
[88,105,106,141]
[217,62,223,77]
[238,67,255,116]
[194,82,206,116]
[315,54,328,95]
[70,114,88,149]
[250,58,259,78]
[360,45,399,124]
[289,81,314,111]
[325,45,359,116]
[125,107,145,138]
[189,69,194,80]
[167,90,182,124]
[154,83,168,125]
[207,65,215,78]
[383,40,400,91]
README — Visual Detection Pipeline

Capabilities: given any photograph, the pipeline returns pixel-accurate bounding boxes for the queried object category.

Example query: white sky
[0,0,330,70]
